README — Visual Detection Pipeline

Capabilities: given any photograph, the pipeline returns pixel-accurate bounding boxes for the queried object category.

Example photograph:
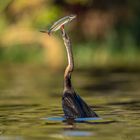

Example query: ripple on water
[42,116,102,122]
[63,130,93,136]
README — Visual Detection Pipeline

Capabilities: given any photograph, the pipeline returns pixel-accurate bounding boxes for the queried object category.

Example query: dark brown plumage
[61,27,98,119]
[62,87,98,118]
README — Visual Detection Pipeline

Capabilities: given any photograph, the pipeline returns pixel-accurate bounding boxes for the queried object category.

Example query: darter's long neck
[61,27,74,90]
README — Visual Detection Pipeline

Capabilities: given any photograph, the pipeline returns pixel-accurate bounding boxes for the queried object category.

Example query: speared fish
[40,15,76,35]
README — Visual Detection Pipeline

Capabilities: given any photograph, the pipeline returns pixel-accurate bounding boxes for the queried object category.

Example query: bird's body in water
[62,90,98,118]
[41,15,98,119]
[61,27,98,118]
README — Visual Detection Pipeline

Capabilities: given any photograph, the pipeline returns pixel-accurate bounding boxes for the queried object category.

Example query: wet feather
[62,90,98,118]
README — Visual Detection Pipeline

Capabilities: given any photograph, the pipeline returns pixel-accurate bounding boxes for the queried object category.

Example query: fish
[40,15,76,35]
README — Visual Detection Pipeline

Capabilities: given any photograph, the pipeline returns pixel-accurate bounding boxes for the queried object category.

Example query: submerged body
[61,27,98,119]
[63,88,98,118]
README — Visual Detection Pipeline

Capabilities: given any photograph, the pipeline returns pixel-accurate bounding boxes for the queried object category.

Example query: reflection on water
[0,65,140,140]
[62,130,93,136]
[43,116,102,122]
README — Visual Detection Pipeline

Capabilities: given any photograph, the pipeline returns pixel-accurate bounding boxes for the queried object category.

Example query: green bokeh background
[0,0,140,70]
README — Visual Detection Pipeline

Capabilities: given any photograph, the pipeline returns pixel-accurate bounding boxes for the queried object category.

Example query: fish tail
[40,30,47,33]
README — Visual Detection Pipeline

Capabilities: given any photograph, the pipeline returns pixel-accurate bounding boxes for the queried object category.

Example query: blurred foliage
[0,43,43,63]
[0,0,140,70]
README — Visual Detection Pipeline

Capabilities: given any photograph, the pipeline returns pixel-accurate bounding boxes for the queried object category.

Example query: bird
[41,15,98,119]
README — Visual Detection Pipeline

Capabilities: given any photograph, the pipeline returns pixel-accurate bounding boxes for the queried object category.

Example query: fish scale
[40,15,76,35]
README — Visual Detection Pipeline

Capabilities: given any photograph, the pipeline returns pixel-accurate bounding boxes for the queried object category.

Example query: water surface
[0,65,140,140]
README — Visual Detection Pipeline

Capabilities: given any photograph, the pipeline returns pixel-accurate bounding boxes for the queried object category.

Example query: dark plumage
[62,74,98,119]
[60,26,98,119]
[62,90,98,118]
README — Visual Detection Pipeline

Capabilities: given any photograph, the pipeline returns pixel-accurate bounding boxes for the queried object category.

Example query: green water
[0,65,140,140]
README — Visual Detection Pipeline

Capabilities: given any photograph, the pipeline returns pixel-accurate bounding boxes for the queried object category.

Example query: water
[43,116,102,121]
[0,65,140,140]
